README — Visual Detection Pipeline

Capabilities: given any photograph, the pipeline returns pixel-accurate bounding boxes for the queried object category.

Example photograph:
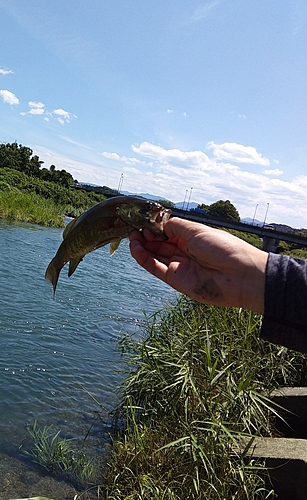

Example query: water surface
[0,220,175,458]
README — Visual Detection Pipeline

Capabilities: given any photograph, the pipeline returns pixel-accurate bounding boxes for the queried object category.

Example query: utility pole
[183,189,188,210]
[117,173,124,193]
[186,187,193,210]
[263,202,270,227]
[252,204,258,225]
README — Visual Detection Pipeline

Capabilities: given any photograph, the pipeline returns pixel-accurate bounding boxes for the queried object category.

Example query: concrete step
[272,387,307,439]
[249,437,307,500]
[246,388,307,499]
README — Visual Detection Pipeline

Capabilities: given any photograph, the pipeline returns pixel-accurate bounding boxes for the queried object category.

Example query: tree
[199,200,240,221]
[156,199,175,209]
[0,143,74,186]
[0,142,33,173]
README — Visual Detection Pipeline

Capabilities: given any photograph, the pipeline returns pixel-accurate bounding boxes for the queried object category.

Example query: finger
[129,239,169,280]
[129,229,145,243]
[129,228,165,243]
[165,217,215,243]
[164,217,200,239]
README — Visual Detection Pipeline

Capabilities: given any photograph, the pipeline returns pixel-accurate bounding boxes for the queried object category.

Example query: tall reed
[0,190,65,227]
[105,296,306,499]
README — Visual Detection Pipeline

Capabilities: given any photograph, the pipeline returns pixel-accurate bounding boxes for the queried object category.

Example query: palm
[129,217,267,313]
[130,223,237,306]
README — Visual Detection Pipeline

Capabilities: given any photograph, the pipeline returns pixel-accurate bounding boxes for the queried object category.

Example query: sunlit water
[0,220,175,459]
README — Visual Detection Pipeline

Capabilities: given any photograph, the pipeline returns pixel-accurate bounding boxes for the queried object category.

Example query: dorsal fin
[63,216,80,239]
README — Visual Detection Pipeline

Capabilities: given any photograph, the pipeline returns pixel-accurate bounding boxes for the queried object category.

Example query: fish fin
[68,256,84,277]
[63,216,80,239]
[109,238,121,255]
[45,258,61,297]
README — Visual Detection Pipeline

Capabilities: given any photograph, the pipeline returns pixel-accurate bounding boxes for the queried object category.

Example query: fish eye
[139,202,153,216]
[140,202,152,212]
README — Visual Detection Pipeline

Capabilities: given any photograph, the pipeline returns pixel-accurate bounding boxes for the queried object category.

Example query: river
[0,220,175,498]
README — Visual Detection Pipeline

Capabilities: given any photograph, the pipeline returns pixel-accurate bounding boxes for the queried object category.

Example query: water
[0,220,175,486]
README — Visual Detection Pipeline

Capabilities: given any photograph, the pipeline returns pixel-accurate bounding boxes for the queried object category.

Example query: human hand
[129,217,268,314]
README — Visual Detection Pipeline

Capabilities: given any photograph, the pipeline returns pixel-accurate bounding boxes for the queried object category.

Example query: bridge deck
[171,209,307,247]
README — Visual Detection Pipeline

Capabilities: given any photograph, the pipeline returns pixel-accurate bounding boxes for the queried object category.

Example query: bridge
[171,208,307,252]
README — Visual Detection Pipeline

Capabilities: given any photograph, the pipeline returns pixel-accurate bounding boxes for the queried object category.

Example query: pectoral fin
[109,238,121,255]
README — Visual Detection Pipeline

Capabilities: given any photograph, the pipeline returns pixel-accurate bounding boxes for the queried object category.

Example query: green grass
[26,421,104,498]
[0,190,65,227]
[104,297,307,499]
[0,166,107,225]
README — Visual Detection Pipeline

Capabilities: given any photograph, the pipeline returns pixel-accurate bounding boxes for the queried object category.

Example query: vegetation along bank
[0,142,107,226]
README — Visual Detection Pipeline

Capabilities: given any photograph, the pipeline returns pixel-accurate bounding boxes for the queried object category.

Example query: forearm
[260,253,307,353]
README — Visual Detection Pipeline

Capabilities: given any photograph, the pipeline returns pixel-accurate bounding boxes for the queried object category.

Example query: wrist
[243,249,268,314]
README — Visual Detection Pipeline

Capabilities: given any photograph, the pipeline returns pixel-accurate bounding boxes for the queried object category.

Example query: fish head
[116,197,172,238]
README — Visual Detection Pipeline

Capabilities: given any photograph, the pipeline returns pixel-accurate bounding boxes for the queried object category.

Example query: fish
[45,195,172,294]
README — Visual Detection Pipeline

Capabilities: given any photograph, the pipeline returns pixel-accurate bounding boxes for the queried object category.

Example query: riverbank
[0,190,65,227]
[104,296,307,499]
[0,165,106,227]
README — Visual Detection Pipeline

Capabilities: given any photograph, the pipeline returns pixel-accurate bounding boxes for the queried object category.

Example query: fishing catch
[45,195,171,294]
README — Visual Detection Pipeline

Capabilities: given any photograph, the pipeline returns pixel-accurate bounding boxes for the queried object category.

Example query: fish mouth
[139,201,171,225]
[150,209,171,224]
[149,207,172,236]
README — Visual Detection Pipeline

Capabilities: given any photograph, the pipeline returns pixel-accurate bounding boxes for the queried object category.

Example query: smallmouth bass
[45,195,171,294]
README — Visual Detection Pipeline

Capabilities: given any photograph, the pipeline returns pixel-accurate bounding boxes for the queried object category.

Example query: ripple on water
[0,221,175,452]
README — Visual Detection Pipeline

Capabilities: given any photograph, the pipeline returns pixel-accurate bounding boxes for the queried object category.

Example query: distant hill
[78,186,172,203]
[265,223,296,233]
[241,217,264,226]
[175,201,198,210]
[241,217,301,232]
[120,190,172,203]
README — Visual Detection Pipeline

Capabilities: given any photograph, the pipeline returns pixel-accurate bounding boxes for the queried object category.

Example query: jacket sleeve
[260,253,307,353]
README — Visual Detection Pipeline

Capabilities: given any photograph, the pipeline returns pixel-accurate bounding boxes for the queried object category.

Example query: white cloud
[167,109,174,114]
[33,142,307,228]
[19,102,77,124]
[59,135,92,150]
[102,152,121,161]
[207,141,270,166]
[101,150,146,166]
[128,142,307,226]
[264,168,284,176]
[29,100,45,110]
[132,141,216,169]
[0,89,19,105]
[0,68,13,75]
[51,108,77,124]
[20,101,45,116]
[190,1,221,23]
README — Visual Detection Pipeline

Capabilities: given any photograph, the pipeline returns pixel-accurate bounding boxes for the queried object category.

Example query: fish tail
[45,257,61,296]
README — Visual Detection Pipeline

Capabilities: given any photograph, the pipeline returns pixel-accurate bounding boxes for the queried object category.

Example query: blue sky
[0,0,306,227]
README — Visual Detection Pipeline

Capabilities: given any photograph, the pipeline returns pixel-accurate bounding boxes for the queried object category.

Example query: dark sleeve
[260,253,307,353]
